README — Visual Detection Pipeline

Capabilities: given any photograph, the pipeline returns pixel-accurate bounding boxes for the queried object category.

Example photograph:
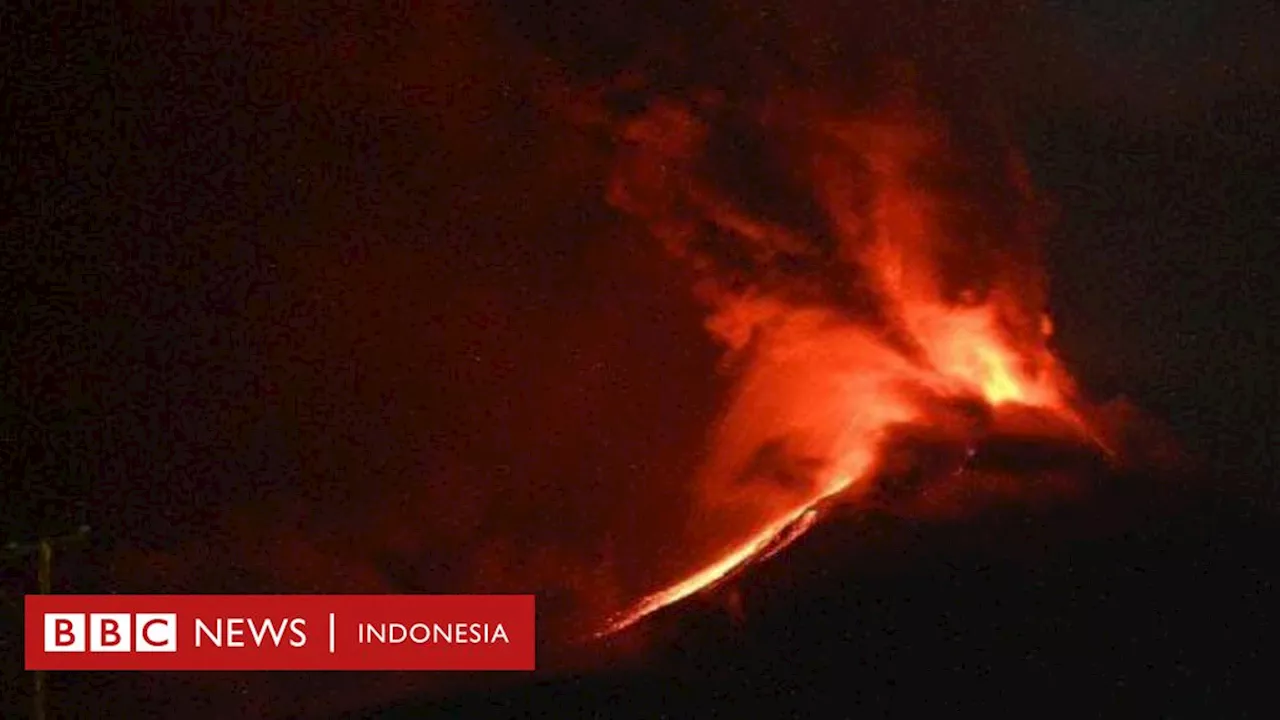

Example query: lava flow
[593,89,1124,637]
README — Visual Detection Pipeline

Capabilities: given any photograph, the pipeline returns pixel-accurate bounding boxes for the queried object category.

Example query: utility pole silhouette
[5,525,91,720]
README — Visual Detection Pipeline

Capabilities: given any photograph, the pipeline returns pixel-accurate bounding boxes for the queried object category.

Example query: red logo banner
[24,594,535,671]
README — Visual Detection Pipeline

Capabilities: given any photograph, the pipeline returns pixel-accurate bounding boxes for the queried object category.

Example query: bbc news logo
[26,595,535,671]
[44,613,177,652]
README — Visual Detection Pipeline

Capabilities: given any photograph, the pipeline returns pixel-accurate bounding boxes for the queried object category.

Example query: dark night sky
[3,0,1278,717]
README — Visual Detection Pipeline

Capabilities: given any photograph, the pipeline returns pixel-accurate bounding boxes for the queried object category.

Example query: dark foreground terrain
[349,476,1278,719]
[2,450,1276,718]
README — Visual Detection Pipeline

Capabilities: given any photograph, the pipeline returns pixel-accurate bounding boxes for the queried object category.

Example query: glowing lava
[594,92,1114,637]
[600,476,847,636]
[599,323,1075,636]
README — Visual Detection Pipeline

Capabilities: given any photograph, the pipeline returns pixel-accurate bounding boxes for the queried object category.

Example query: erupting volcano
[586,86,1139,637]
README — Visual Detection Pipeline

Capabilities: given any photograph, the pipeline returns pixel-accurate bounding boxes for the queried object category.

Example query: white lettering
[194,618,219,647]
[225,618,246,647]
[289,618,308,647]
[194,618,309,648]
[356,622,511,644]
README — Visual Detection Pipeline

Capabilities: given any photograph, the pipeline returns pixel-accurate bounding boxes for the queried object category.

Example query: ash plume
[516,0,1176,633]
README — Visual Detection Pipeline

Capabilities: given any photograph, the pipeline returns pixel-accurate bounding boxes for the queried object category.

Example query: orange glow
[601,477,846,636]
[596,92,1114,636]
